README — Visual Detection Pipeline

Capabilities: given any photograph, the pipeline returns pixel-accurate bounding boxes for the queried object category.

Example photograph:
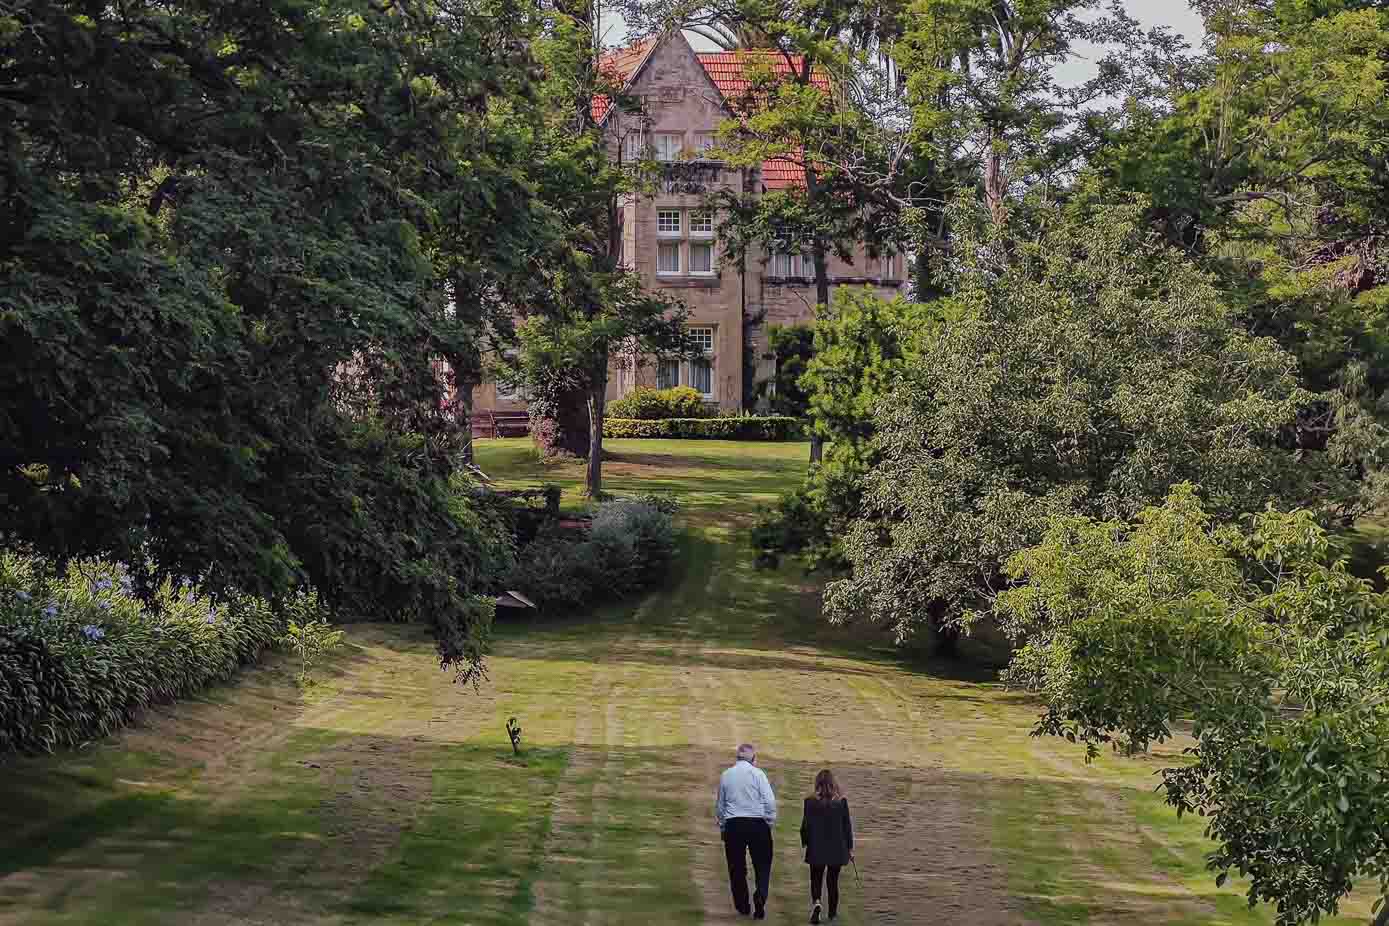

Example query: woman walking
[799,769,853,923]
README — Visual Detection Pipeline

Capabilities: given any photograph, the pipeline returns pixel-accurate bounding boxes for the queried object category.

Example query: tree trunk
[585,375,606,498]
[531,387,591,458]
[810,236,830,464]
[983,141,1007,227]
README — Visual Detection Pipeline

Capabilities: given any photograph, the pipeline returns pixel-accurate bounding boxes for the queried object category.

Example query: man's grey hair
[736,743,757,762]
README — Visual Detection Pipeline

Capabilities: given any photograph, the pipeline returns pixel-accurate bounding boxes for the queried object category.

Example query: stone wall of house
[472,33,910,419]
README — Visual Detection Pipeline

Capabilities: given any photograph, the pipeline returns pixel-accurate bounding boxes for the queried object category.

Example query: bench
[471,410,530,439]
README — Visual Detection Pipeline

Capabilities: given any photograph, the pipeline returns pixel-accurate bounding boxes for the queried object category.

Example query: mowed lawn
[0,438,1373,925]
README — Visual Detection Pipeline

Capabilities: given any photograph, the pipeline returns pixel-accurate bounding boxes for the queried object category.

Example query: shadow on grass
[2,730,1300,926]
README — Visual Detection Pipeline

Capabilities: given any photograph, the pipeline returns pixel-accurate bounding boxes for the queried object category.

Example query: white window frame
[653,132,683,162]
[657,240,681,275]
[657,357,681,390]
[687,326,716,399]
[693,132,717,157]
[657,210,682,236]
[621,130,647,163]
[689,209,714,235]
[771,251,807,278]
[688,240,715,275]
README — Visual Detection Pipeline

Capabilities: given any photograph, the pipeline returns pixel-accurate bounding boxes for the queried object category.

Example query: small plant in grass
[280,618,345,686]
[506,716,523,756]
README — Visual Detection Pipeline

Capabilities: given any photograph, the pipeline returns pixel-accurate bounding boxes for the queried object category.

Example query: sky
[600,0,1208,85]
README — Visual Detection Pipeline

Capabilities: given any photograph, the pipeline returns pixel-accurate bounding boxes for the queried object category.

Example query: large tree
[993,485,1389,926]
[1093,0,1389,515]
[824,198,1341,653]
[507,0,698,496]
[0,0,542,678]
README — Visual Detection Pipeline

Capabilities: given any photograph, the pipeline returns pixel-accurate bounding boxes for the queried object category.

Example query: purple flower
[206,605,219,624]
[16,590,30,602]
[95,577,113,592]
[97,600,112,612]
[42,602,58,619]
[81,624,106,642]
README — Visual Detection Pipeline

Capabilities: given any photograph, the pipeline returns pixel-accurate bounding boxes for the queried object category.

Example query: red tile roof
[594,39,830,189]
[592,37,658,122]
[695,51,832,103]
[696,50,829,189]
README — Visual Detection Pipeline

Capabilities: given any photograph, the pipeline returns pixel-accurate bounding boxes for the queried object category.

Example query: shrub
[604,416,804,441]
[607,387,715,420]
[281,618,346,686]
[503,497,678,614]
[0,550,328,755]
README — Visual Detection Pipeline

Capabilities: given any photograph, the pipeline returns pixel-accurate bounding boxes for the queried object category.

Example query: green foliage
[751,290,948,572]
[826,200,1328,647]
[0,550,324,754]
[604,417,804,441]
[0,0,544,680]
[280,618,346,686]
[757,325,815,417]
[990,484,1389,925]
[502,497,678,614]
[607,387,715,420]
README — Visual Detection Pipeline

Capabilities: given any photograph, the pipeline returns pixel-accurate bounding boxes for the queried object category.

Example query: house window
[772,251,807,277]
[688,326,715,398]
[653,133,683,162]
[621,130,647,162]
[691,357,713,395]
[657,357,680,389]
[689,326,714,353]
[689,241,714,274]
[693,132,717,156]
[657,210,681,235]
[690,210,713,235]
[657,241,681,274]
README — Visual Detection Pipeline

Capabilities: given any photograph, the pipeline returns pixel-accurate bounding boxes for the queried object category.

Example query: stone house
[472,32,904,417]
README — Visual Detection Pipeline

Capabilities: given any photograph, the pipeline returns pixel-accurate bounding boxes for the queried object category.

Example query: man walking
[716,743,777,919]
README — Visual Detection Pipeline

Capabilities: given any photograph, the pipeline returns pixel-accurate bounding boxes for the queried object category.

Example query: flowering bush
[0,549,326,754]
[503,497,679,614]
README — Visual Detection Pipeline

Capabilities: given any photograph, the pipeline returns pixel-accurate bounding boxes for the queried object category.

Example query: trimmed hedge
[604,416,805,441]
[607,386,716,420]
[0,551,325,755]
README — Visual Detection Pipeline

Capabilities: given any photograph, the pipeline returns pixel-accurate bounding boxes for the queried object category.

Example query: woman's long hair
[810,768,842,803]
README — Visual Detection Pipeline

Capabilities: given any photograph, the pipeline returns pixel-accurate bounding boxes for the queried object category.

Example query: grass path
[0,439,1374,925]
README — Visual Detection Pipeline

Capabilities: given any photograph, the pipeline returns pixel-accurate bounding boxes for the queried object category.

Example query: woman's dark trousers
[810,864,841,917]
[724,818,774,914]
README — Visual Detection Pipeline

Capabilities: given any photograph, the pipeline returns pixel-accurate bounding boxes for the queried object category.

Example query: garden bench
[488,411,530,439]
[471,410,530,439]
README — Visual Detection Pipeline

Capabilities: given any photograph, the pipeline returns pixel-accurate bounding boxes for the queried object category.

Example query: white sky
[600,0,1207,83]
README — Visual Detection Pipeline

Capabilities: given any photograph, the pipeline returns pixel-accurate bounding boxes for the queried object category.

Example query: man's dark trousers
[723,817,773,915]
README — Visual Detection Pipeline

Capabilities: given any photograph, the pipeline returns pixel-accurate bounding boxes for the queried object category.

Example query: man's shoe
[810,900,823,923]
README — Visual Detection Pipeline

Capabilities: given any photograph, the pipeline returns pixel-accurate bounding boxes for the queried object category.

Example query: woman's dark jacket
[800,796,853,866]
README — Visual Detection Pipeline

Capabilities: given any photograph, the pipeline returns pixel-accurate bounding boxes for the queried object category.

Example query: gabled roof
[596,37,831,190]
[695,51,832,101]
[591,36,660,123]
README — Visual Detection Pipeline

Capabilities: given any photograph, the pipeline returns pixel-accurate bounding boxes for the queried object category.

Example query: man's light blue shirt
[715,759,777,830]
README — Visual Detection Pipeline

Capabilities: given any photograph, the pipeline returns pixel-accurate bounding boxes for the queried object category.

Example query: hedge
[604,416,805,441]
[0,552,325,755]
[607,386,715,420]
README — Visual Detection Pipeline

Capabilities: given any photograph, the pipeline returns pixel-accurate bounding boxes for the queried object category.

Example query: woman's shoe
[810,900,822,923]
